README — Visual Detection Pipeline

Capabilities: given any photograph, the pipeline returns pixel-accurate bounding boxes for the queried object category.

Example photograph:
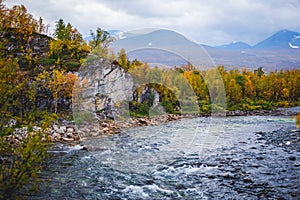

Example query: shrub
[256,100,272,110]
[38,58,56,66]
[0,129,50,200]
[273,101,290,108]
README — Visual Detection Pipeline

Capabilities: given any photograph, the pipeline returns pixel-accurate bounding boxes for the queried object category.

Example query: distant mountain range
[216,41,251,50]
[218,29,300,50]
[86,29,300,70]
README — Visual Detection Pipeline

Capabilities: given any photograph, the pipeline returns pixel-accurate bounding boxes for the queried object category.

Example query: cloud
[5,0,300,46]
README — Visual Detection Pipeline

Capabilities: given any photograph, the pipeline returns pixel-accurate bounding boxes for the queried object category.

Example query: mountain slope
[111,29,214,68]
[112,29,199,51]
[216,41,251,50]
[254,29,300,49]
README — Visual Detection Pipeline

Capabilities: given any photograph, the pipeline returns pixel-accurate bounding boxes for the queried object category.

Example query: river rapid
[31,115,299,200]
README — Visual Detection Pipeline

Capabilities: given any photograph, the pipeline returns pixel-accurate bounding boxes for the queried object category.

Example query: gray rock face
[72,57,176,136]
[73,58,134,125]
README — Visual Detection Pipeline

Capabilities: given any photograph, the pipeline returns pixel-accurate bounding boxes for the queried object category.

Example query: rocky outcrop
[72,58,173,137]
[133,85,160,107]
[1,30,51,58]
[73,58,134,125]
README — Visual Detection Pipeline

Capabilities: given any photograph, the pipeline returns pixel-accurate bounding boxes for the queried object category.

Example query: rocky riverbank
[51,114,181,142]
[4,114,181,145]
[51,107,298,142]
[6,107,299,145]
[225,107,298,117]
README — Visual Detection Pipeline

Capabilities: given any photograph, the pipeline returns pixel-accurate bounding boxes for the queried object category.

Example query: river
[31,115,299,200]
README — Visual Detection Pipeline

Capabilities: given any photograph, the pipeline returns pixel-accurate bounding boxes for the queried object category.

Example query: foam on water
[47,144,83,154]
[35,115,298,199]
[123,185,149,198]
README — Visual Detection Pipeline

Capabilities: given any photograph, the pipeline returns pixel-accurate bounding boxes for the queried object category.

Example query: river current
[31,115,299,199]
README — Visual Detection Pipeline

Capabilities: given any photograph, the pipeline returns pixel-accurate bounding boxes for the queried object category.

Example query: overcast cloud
[5,0,300,46]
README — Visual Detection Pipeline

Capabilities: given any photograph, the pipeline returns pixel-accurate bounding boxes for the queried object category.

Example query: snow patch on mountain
[289,43,299,49]
[289,34,300,48]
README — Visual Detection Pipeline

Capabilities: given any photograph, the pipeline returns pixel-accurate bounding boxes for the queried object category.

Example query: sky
[5,0,300,46]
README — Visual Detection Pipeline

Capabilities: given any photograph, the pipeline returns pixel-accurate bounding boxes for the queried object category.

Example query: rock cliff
[72,57,135,128]
[72,56,176,135]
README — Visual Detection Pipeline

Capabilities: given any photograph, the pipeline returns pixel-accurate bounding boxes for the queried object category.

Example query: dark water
[31,116,299,200]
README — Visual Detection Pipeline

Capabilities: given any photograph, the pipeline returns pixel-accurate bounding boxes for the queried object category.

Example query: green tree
[54,19,67,40]
[48,19,89,71]
[89,28,115,59]
[89,28,111,49]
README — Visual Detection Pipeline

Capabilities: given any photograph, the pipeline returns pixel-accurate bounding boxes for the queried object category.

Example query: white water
[33,115,297,200]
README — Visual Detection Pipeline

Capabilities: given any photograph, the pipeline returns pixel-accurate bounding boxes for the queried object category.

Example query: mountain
[110,28,300,70]
[216,41,251,50]
[112,29,198,50]
[290,35,300,48]
[111,29,215,68]
[254,29,300,49]
[216,29,300,50]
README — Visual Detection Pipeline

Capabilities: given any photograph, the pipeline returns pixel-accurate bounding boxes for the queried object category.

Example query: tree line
[118,54,300,115]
